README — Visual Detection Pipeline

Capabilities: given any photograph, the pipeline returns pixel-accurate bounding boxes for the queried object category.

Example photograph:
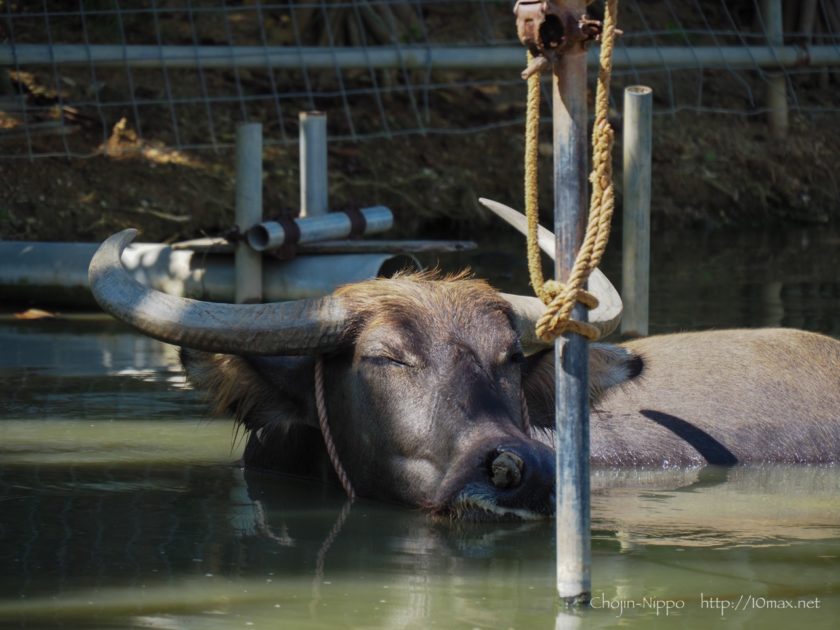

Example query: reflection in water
[0,227,839,627]
[0,455,838,628]
[0,317,198,421]
[591,467,840,548]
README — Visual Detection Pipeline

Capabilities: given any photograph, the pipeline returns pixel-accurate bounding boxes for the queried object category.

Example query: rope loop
[523,0,619,344]
[314,355,356,500]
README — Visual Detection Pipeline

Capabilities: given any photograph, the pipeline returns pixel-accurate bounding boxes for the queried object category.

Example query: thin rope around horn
[314,356,356,500]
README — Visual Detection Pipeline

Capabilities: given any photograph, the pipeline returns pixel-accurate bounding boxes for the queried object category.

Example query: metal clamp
[513,1,610,79]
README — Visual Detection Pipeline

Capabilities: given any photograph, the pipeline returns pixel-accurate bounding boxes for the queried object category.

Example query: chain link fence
[1,0,839,159]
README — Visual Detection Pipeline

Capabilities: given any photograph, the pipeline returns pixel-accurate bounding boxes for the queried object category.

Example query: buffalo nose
[490,450,524,489]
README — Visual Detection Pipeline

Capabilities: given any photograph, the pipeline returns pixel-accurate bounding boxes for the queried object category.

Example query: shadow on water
[0,226,839,627]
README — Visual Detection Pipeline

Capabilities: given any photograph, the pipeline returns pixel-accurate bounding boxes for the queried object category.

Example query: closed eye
[361,354,416,368]
[509,351,525,365]
[497,348,525,366]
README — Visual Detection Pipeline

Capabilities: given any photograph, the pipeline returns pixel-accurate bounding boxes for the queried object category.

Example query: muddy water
[1,227,839,628]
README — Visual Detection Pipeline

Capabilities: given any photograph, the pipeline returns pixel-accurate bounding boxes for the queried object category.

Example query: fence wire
[0,1,838,159]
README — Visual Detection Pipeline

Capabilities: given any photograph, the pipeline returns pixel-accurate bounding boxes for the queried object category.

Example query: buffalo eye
[497,348,525,366]
[361,352,416,369]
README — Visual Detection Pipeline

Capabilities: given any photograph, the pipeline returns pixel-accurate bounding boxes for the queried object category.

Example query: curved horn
[89,230,348,355]
[480,198,623,345]
[499,293,552,355]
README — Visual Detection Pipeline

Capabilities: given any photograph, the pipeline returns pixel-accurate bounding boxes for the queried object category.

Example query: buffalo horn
[479,198,623,347]
[88,230,348,355]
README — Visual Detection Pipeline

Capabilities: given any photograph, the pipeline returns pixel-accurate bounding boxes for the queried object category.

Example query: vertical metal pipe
[621,86,653,338]
[799,0,819,39]
[235,122,263,304]
[299,111,329,217]
[552,0,591,606]
[762,0,788,140]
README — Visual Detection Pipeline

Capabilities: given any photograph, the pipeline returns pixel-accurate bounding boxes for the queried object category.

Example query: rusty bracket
[514,2,614,79]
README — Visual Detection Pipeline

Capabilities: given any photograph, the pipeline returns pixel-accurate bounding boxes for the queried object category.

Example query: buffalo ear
[522,343,644,427]
[588,343,644,399]
[180,349,317,431]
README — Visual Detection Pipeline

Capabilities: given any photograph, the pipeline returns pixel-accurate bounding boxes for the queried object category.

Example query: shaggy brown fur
[334,270,515,348]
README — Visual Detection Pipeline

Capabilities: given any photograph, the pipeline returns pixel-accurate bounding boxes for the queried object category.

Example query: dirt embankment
[2,104,838,245]
[1,0,838,242]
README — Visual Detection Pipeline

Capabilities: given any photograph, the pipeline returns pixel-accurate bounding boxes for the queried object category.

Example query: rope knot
[535,281,601,342]
[538,280,598,310]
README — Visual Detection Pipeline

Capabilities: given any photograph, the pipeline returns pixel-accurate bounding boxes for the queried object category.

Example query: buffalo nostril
[490,451,524,489]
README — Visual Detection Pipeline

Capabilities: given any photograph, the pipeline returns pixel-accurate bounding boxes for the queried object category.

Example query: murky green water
[1,228,839,628]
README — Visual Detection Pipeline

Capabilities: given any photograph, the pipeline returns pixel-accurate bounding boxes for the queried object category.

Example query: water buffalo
[89,230,840,521]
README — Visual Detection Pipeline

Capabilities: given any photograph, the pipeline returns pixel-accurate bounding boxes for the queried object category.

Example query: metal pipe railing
[2,44,839,70]
[246,206,394,253]
[0,241,418,307]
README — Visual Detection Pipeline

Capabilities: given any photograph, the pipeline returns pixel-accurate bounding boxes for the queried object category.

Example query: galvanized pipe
[552,0,591,607]
[762,0,788,140]
[621,86,653,338]
[299,111,329,218]
[800,0,820,39]
[3,44,839,70]
[0,241,418,308]
[235,123,263,304]
[246,206,394,252]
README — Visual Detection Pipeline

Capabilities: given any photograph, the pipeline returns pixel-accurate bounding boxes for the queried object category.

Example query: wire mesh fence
[1,0,839,160]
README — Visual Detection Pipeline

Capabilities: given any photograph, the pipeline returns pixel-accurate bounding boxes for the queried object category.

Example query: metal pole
[235,122,263,304]
[799,0,819,39]
[621,86,653,338]
[762,0,788,140]
[553,0,591,606]
[299,111,328,218]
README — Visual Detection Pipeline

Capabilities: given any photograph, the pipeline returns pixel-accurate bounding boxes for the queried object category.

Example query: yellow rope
[525,0,618,343]
[525,50,545,302]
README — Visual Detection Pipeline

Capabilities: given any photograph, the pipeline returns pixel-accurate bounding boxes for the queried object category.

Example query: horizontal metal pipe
[0,241,418,308]
[2,44,839,70]
[246,206,393,252]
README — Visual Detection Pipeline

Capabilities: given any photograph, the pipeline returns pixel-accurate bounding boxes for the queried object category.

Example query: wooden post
[762,0,788,140]
[621,86,653,338]
[553,0,591,606]
[234,123,263,304]
[299,111,328,217]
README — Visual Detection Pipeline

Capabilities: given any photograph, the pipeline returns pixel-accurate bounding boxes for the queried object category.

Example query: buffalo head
[89,230,640,520]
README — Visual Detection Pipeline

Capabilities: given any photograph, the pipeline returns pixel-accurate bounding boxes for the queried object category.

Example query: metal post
[762,0,788,140]
[299,111,328,217]
[799,0,819,40]
[621,86,653,338]
[552,0,591,606]
[234,123,263,304]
